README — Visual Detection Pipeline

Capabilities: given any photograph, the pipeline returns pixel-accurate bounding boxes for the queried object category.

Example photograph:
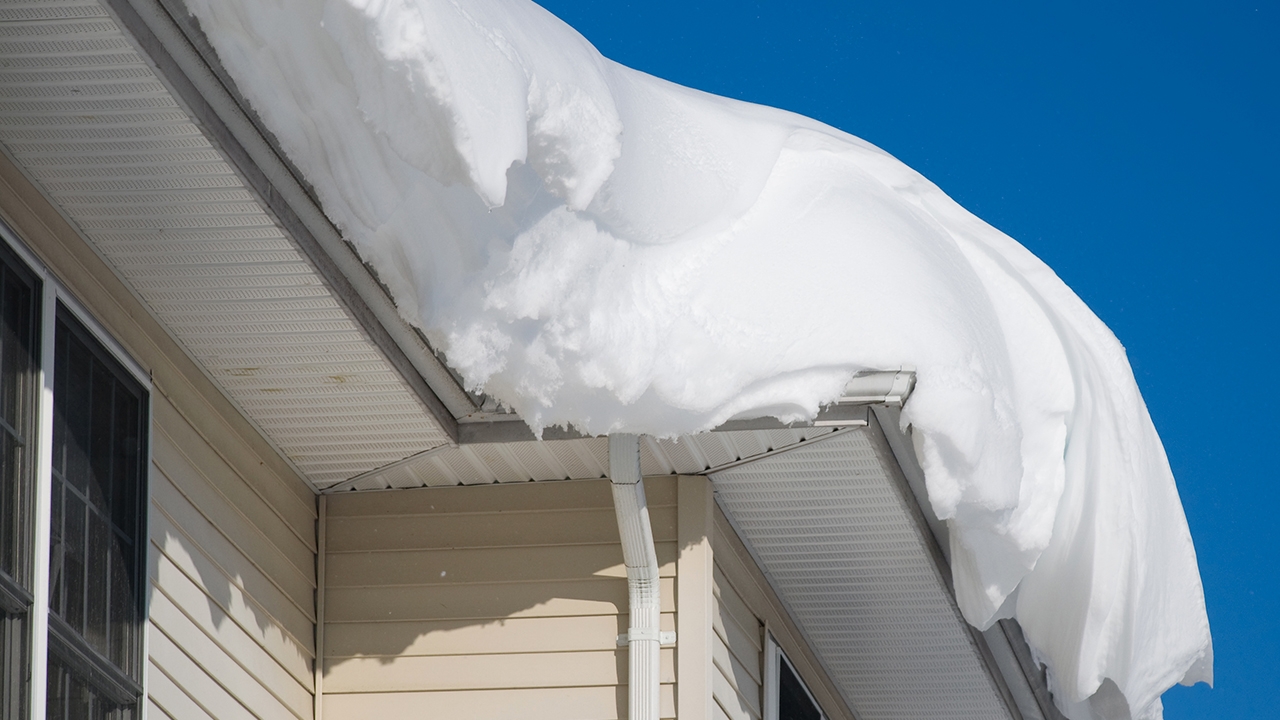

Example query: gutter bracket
[617,631,677,647]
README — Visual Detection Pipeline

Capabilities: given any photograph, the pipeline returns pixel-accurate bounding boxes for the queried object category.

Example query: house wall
[321,477,678,719]
[712,562,764,720]
[0,150,318,720]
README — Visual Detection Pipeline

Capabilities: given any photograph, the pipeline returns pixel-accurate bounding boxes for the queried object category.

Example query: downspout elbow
[609,434,666,720]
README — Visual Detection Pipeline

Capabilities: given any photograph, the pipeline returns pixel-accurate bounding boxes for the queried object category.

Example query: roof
[0,1,1065,718]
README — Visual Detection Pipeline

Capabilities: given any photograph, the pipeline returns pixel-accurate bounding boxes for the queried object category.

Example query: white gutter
[609,434,672,720]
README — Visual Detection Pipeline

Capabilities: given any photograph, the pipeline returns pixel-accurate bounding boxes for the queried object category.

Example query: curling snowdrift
[184,0,1211,716]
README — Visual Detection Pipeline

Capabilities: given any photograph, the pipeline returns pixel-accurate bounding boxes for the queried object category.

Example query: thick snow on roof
[185,0,1210,716]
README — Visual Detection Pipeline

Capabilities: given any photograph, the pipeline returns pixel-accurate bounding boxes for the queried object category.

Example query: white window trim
[765,631,779,720]
[0,221,152,720]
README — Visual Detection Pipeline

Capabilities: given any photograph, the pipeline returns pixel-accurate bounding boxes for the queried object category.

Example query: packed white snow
[184,0,1211,717]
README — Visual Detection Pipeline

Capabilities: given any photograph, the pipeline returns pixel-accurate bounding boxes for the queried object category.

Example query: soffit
[711,426,1015,720]
[0,0,451,487]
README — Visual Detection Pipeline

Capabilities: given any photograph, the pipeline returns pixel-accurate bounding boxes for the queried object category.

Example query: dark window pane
[47,654,128,720]
[53,327,67,482]
[0,249,38,588]
[108,548,132,671]
[0,244,40,720]
[86,512,109,654]
[110,398,137,542]
[0,435,20,584]
[779,656,823,720]
[48,308,146,717]
[0,610,29,720]
[88,362,113,511]
[64,337,91,495]
[49,480,64,620]
[46,655,66,720]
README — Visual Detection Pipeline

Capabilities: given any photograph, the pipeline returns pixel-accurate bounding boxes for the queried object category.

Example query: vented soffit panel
[711,423,1018,720]
[0,0,454,488]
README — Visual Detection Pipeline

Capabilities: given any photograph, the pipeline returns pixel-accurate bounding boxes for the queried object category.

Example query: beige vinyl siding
[712,561,764,720]
[323,477,678,719]
[0,152,318,720]
[149,393,317,720]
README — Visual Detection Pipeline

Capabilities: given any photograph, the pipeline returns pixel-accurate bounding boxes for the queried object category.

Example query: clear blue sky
[535,1,1278,716]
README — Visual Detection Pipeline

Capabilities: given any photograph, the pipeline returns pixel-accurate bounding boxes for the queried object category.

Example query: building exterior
[0,1,1066,719]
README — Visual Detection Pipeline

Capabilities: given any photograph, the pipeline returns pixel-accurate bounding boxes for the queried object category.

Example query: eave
[0,2,1068,718]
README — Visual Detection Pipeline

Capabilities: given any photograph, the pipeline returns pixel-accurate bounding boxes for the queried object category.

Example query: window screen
[47,306,146,720]
[0,245,39,720]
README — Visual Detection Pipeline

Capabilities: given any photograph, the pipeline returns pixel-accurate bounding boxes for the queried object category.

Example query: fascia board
[870,404,1067,720]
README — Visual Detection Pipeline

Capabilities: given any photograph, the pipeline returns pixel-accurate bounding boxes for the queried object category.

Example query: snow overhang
[0,3,1203,717]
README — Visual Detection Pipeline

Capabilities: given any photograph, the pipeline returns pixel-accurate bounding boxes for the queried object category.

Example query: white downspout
[609,434,669,720]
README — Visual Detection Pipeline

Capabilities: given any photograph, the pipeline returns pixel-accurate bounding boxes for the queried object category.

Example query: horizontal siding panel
[326,542,676,588]
[150,551,312,689]
[327,505,677,551]
[149,589,308,720]
[153,444,314,595]
[151,471,316,624]
[713,601,764,686]
[154,394,315,543]
[325,577,675,622]
[713,554,763,720]
[151,576,312,707]
[713,565,762,652]
[325,579,617,623]
[154,417,315,579]
[154,396,315,550]
[148,625,256,720]
[325,648,675,693]
[323,684,676,720]
[326,612,675,658]
[147,660,214,720]
[146,698,176,720]
[714,664,762,720]
[715,699,734,720]
[151,504,315,653]
[326,477,677,518]
[713,633,763,710]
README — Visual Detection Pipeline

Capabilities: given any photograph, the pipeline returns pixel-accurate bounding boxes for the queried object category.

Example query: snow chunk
[185,1,1212,716]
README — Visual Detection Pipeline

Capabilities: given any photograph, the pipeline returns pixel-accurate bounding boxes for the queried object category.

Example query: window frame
[764,631,828,720]
[0,221,152,720]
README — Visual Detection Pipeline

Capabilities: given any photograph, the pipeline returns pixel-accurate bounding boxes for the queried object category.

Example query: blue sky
[535,1,1278,716]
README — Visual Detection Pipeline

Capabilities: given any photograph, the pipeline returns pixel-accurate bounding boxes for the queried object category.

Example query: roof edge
[457,370,912,444]
[105,0,478,440]
[869,404,1068,720]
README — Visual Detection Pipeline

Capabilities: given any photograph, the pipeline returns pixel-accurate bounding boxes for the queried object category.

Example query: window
[46,307,147,719]
[765,633,826,720]
[0,243,40,720]
[0,228,149,720]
